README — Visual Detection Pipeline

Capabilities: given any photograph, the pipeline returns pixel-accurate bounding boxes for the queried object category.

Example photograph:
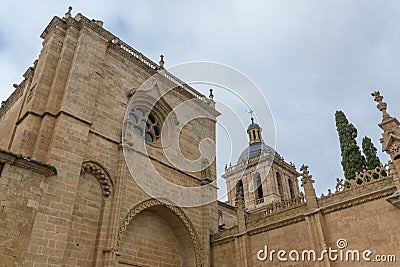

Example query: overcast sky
[1,1,400,197]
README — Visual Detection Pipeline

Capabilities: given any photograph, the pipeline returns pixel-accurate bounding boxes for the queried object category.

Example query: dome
[247,122,260,129]
[237,142,280,164]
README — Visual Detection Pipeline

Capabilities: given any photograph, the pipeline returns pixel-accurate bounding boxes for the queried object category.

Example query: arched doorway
[116,199,203,267]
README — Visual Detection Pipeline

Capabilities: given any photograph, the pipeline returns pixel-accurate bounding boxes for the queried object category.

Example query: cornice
[247,213,306,235]
[0,150,57,177]
[320,186,396,214]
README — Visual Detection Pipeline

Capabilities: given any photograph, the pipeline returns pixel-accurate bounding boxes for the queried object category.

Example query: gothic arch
[81,161,114,198]
[116,198,203,267]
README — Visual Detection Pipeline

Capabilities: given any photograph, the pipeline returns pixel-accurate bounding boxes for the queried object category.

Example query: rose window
[129,108,161,143]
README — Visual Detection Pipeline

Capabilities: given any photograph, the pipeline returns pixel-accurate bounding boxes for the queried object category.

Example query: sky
[1,1,400,197]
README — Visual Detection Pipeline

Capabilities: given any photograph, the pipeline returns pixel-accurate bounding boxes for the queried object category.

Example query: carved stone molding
[81,161,113,198]
[321,187,396,214]
[115,198,203,267]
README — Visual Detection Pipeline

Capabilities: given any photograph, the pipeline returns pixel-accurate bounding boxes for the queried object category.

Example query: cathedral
[0,9,399,267]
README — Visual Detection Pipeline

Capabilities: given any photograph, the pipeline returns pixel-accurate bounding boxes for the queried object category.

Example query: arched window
[276,172,284,199]
[236,180,244,200]
[288,178,296,199]
[254,173,263,201]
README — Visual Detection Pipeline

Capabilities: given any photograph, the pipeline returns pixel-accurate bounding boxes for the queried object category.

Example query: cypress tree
[335,111,366,181]
[362,136,381,170]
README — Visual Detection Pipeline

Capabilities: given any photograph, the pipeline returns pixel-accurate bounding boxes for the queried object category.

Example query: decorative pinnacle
[209,89,214,100]
[64,6,72,19]
[372,91,391,121]
[159,55,165,69]
[300,164,308,174]
[300,164,315,187]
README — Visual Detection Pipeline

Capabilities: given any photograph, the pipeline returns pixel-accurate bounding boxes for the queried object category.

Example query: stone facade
[0,9,399,267]
[0,10,218,267]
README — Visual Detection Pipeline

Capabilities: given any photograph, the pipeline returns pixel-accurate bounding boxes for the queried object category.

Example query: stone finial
[64,6,72,19]
[300,165,313,186]
[209,89,214,100]
[372,91,392,121]
[335,178,344,192]
[159,55,165,69]
[300,165,310,178]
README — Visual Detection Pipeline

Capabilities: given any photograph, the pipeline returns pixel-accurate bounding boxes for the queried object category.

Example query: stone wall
[211,172,400,266]
[0,151,56,266]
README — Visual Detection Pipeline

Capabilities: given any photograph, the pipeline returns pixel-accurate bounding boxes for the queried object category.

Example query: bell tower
[223,118,301,210]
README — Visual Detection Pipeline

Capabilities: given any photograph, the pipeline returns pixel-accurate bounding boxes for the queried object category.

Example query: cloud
[1,1,399,197]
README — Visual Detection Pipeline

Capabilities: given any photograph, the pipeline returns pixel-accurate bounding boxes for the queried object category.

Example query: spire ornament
[159,55,165,69]
[372,91,392,122]
[64,6,72,19]
[300,165,310,177]
[209,89,214,100]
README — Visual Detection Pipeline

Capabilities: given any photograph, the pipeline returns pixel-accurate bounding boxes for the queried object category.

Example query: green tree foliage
[362,136,381,170]
[335,111,366,180]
